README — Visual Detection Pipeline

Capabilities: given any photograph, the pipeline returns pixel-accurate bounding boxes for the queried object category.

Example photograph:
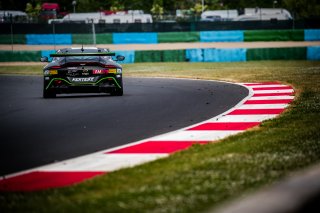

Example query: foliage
[151,4,164,16]
[192,3,207,15]
[1,0,320,19]
[75,0,104,13]
[110,0,124,12]
[25,1,41,18]
[283,0,320,18]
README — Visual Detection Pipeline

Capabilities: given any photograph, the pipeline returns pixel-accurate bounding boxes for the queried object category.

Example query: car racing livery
[41,47,125,98]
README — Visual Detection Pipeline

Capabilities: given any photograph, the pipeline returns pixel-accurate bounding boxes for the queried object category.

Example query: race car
[40,47,125,98]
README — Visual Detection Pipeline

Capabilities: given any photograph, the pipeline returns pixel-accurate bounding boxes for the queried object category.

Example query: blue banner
[200,30,244,42]
[203,48,247,62]
[307,46,320,60]
[113,33,158,44]
[185,49,203,62]
[26,34,72,45]
[304,29,320,41]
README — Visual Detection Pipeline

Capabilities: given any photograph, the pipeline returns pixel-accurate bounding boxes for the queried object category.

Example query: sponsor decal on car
[93,69,108,74]
[49,70,58,75]
[108,69,117,74]
[71,77,95,82]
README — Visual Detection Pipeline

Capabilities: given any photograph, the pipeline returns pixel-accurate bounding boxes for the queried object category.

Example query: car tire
[111,79,123,96]
[43,89,56,98]
[111,88,123,96]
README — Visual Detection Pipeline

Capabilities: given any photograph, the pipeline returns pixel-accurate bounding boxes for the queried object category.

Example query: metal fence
[1,19,320,34]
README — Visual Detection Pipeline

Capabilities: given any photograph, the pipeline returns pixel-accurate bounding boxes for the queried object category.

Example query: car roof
[56,47,110,53]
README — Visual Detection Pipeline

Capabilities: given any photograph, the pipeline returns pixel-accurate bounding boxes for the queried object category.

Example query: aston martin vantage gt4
[40,47,125,98]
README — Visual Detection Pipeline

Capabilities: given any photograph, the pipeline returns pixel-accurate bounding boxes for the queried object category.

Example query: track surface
[0,76,248,176]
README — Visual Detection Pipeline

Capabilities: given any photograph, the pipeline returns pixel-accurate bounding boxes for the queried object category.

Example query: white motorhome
[0,10,28,22]
[200,10,238,21]
[62,12,104,23]
[233,8,292,21]
[102,12,152,24]
[49,11,153,24]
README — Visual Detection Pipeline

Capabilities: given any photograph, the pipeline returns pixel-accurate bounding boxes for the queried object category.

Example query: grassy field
[1,61,320,213]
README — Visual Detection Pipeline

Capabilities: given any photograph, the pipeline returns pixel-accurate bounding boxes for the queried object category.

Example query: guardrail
[1,46,319,63]
[1,29,319,45]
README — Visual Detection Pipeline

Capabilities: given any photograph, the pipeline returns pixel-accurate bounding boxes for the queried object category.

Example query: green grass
[1,61,320,213]
[0,65,43,75]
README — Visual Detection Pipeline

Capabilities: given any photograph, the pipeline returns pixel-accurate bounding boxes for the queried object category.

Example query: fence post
[53,23,56,50]
[92,19,96,46]
[10,22,13,52]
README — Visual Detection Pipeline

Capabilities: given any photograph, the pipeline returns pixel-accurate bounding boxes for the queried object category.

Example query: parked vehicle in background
[233,8,293,21]
[200,10,238,21]
[39,2,67,22]
[39,2,59,20]
[200,8,292,22]
[104,10,153,24]
[0,10,28,23]
[49,10,152,24]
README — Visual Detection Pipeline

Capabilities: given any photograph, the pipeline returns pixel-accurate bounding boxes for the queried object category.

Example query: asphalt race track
[0,76,248,176]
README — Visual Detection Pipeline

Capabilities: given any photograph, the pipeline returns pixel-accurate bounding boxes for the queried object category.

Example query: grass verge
[1,61,320,213]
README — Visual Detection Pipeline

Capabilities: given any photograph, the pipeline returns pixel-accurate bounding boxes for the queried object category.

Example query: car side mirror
[115,55,125,61]
[40,56,49,62]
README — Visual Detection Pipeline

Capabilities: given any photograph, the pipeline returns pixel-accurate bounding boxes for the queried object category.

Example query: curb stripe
[0,171,104,192]
[250,96,294,100]
[187,122,260,131]
[228,109,285,115]
[252,86,292,90]
[243,82,280,86]
[41,154,169,172]
[239,104,288,109]
[248,85,289,88]
[253,89,294,94]
[213,115,277,122]
[253,92,294,96]
[244,99,292,104]
[106,141,208,154]
[150,131,241,141]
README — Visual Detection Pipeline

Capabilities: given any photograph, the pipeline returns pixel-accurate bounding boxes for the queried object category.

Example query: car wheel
[43,89,56,98]
[111,79,123,96]
[111,88,123,96]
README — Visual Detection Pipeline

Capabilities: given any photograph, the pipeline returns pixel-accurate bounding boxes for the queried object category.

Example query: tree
[283,0,320,19]
[25,1,41,19]
[190,3,208,21]
[110,0,125,12]
[193,3,208,14]
[75,0,104,12]
[151,0,164,20]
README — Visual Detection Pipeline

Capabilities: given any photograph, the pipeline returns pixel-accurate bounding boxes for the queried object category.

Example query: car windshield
[65,56,99,61]
[52,49,112,62]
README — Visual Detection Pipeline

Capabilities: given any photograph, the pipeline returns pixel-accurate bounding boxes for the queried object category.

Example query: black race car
[40,47,125,98]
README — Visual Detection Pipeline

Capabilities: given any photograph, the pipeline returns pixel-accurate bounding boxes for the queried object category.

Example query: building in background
[49,10,152,24]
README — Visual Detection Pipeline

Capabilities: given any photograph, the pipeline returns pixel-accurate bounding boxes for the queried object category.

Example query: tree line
[1,0,320,19]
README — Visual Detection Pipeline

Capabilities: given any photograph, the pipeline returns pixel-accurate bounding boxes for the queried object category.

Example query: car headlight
[117,68,122,74]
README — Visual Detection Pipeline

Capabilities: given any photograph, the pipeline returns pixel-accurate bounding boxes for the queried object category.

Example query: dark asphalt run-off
[0,76,248,176]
